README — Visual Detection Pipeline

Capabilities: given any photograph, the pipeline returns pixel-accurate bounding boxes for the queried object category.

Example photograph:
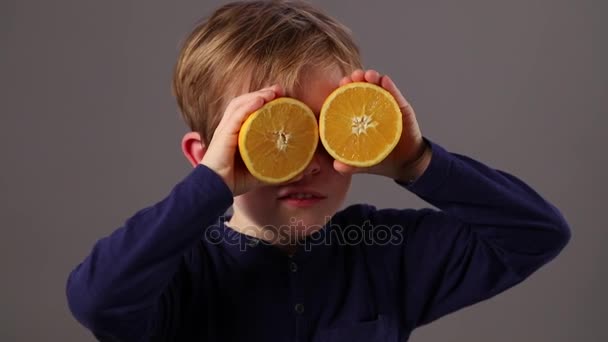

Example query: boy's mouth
[277,193,326,208]
[277,189,327,207]
[277,189,326,200]
[278,193,325,200]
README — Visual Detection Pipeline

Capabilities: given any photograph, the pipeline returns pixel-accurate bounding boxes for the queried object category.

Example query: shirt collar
[207,214,339,264]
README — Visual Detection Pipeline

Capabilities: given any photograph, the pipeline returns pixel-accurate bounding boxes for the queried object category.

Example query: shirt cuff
[394,137,453,197]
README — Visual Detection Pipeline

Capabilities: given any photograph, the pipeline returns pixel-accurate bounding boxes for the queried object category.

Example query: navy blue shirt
[66,140,570,341]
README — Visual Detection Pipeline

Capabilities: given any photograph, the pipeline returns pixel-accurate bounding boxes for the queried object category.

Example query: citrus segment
[238,98,319,183]
[319,82,402,167]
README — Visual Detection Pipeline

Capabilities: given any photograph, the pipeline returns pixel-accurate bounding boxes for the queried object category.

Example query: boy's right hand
[200,85,284,196]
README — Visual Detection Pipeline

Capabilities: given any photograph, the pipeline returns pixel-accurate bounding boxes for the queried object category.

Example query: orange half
[319,82,402,167]
[238,97,319,184]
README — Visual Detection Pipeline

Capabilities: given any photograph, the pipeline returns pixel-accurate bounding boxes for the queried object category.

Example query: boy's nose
[286,150,322,183]
[303,152,321,176]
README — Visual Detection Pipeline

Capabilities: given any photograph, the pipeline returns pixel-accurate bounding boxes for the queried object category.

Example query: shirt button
[247,238,259,247]
[294,303,305,314]
[289,261,298,273]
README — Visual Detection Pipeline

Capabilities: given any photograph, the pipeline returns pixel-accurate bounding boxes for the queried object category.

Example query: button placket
[288,258,304,315]
[288,257,306,341]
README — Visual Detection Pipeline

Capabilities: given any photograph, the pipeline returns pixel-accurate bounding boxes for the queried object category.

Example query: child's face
[229,65,352,237]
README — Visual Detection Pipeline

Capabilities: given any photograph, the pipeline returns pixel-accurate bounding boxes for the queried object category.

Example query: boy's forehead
[292,66,344,114]
[229,65,345,115]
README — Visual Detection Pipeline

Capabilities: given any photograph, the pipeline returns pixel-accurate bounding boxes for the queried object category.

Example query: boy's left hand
[333,69,431,182]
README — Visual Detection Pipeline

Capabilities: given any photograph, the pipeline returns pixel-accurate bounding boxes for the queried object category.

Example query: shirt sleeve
[367,138,571,328]
[65,164,233,341]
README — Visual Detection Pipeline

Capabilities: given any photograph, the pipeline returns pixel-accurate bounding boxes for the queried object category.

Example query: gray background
[1,0,606,341]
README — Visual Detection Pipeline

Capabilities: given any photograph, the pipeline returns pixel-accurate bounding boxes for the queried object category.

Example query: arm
[66,83,284,340]
[371,139,571,327]
[333,69,570,327]
[66,165,233,340]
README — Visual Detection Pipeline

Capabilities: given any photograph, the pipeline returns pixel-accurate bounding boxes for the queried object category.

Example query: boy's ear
[181,131,207,167]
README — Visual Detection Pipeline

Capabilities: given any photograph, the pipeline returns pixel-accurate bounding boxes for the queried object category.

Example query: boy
[66,1,571,341]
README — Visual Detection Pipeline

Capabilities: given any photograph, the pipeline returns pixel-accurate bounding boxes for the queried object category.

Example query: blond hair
[172,0,363,144]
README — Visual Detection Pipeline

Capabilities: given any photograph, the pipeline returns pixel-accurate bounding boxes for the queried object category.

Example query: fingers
[364,70,381,84]
[340,69,381,86]
[340,69,367,86]
[351,69,365,82]
[339,75,352,86]
[341,69,411,112]
[333,160,369,175]
[230,85,281,118]
[217,85,283,136]
[380,75,410,111]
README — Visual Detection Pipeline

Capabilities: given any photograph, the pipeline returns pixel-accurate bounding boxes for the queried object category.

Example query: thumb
[333,160,368,175]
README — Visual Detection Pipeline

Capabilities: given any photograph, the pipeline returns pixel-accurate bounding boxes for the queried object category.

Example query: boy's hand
[334,69,431,182]
[200,85,284,196]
